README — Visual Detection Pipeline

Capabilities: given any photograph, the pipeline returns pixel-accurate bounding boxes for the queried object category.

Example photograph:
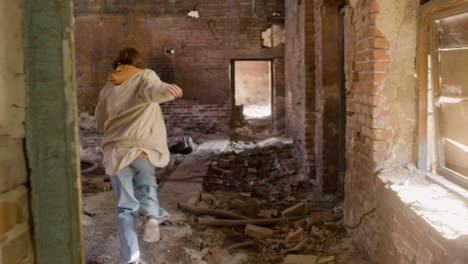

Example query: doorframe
[338,6,347,194]
[229,59,275,128]
[25,0,84,263]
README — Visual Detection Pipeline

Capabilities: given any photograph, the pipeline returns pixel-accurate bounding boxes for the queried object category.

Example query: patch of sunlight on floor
[244,104,271,119]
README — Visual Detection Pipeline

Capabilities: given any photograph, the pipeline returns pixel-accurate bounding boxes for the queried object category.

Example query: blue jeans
[109,157,169,264]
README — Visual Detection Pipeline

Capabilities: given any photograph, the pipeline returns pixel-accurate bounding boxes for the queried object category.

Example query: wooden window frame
[418,0,468,189]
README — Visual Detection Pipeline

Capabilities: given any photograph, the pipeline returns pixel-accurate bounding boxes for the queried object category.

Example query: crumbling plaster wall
[74,0,286,130]
[343,0,467,263]
[375,0,418,166]
[0,1,34,263]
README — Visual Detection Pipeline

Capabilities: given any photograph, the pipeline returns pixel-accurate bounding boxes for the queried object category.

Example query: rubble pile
[182,191,347,264]
[204,142,306,202]
[176,140,353,263]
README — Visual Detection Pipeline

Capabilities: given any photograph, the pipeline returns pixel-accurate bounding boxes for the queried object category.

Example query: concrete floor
[83,135,229,264]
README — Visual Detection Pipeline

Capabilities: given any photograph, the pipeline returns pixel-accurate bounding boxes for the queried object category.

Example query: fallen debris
[283,254,319,264]
[282,202,308,217]
[178,202,251,220]
[83,210,96,217]
[169,137,198,154]
[184,247,210,263]
[318,256,336,264]
[82,176,111,193]
[195,210,335,227]
[285,228,305,245]
[81,159,98,174]
[286,238,308,252]
[225,241,255,250]
[244,224,274,239]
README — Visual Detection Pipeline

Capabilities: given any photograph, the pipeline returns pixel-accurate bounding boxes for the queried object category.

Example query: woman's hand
[165,84,183,98]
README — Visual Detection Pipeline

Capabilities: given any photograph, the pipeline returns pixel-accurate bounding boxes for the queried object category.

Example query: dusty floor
[80,114,369,264]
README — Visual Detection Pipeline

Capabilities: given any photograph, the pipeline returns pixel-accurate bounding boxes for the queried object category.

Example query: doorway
[231,60,274,128]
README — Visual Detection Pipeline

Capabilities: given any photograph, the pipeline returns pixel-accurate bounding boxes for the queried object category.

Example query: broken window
[422,3,468,187]
[233,60,272,119]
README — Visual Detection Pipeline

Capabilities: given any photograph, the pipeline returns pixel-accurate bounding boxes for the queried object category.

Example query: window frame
[418,0,468,189]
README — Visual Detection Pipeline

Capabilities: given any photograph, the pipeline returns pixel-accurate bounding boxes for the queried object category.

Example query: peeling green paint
[24,0,84,263]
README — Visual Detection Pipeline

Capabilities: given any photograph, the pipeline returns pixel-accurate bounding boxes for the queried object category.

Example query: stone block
[0,201,18,235]
[285,228,305,245]
[0,186,29,236]
[283,254,318,264]
[0,138,28,193]
[258,209,273,218]
[244,224,274,239]
[1,230,32,264]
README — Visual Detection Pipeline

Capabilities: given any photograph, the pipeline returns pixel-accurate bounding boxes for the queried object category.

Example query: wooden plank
[24,0,84,263]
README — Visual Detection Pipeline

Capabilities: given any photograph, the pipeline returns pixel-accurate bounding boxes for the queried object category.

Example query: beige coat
[95,69,175,171]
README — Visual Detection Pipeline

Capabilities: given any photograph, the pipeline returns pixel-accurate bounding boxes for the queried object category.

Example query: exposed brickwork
[285,0,305,143]
[161,101,228,133]
[74,0,285,129]
[344,0,391,178]
[342,0,466,263]
[285,0,316,179]
[343,0,394,261]
[303,0,317,180]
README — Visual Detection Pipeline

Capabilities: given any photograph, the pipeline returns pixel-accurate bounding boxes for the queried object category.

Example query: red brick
[355,50,371,62]
[372,27,384,37]
[373,49,390,60]
[355,62,372,72]
[373,37,390,49]
[371,128,391,140]
[370,83,383,95]
[370,95,386,106]
[372,151,386,163]
[372,140,387,152]
[373,61,390,72]
[370,106,389,117]
[372,1,380,13]
[372,73,387,83]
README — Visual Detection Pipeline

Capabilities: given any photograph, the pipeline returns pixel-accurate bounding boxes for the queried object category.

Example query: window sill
[378,164,468,240]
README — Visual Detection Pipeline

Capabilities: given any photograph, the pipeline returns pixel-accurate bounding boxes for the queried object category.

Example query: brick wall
[0,1,34,263]
[274,58,286,130]
[285,0,316,178]
[342,0,466,263]
[285,0,305,142]
[343,0,404,261]
[313,0,346,192]
[74,0,285,129]
[161,101,228,133]
[343,0,390,187]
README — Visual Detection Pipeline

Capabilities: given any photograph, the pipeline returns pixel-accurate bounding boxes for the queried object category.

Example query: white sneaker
[142,216,160,242]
